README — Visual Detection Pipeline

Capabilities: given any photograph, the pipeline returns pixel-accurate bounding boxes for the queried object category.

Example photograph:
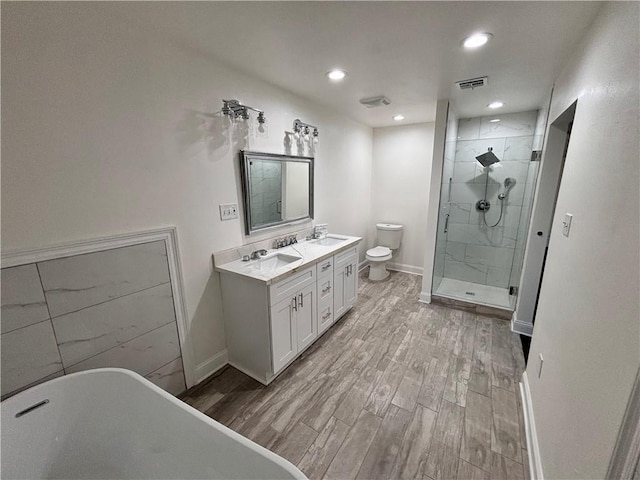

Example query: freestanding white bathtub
[1,368,307,479]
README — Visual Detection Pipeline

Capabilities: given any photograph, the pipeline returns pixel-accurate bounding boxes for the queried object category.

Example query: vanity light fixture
[326,69,347,81]
[462,32,493,49]
[393,114,405,121]
[293,119,319,144]
[488,101,504,109]
[490,118,501,123]
[222,99,267,123]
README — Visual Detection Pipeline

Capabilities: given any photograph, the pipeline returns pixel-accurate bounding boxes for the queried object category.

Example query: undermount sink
[257,252,302,271]
[310,235,347,247]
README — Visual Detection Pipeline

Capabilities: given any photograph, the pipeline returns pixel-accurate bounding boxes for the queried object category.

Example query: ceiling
[118,2,602,127]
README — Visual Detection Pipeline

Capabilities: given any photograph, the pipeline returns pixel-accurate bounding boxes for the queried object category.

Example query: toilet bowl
[366,223,403,281]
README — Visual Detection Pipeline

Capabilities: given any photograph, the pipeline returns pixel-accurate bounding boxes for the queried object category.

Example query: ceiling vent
[359,95,391,108]
[456,76,488,90]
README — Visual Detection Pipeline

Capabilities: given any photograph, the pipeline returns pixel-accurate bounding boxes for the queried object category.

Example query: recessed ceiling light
[490,118,501,123]
[488,101,504,109]
[462,32,493,49]
[326,69,347,81]
[393,114,405,121]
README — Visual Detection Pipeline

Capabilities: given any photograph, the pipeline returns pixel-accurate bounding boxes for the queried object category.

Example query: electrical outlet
[219,203,239,221]
[538,353,544,378]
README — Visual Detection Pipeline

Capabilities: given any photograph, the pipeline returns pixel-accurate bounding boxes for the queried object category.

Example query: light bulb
[326,69,347,81]
[462,33,493,49]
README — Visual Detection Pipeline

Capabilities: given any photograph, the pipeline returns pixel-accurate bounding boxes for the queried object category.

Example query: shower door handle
[444,214,450,233]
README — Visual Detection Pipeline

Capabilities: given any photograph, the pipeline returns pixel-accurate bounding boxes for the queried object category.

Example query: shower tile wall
[444,111,538,289]
[0,241,186,399]
[250,160,282,225]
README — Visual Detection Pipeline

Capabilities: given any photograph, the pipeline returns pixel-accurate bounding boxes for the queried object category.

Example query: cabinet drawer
[318,299,334,335]
[317,258,334,279]
[269,265,315,307]
[317,276,333,302]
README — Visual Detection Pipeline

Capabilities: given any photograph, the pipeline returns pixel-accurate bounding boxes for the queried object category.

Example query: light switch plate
[219,203,239,221]
[562,213,573,237]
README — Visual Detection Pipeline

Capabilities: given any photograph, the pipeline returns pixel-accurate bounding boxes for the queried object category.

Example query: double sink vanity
[215,234,362,385]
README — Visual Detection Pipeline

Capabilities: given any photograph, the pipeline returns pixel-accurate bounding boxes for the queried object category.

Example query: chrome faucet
[312,224,328,239]
[250,249,267,260]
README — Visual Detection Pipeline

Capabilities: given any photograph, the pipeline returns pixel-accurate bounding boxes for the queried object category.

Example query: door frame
[512,101,577,335]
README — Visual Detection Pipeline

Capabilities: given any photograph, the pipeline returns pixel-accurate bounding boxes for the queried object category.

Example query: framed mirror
[240,151,314,235]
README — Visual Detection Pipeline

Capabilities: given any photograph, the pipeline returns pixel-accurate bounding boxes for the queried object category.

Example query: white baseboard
[521,372,544,480]
[511,313,534,336]
[419,291,431,304]
[195,349,228,384]
[358,259,370,272]
[387,262,423,276]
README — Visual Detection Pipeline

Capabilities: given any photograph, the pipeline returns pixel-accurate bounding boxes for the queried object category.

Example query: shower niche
[432,108,545,311]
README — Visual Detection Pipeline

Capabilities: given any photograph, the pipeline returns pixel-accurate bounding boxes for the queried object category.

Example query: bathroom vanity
[215,235,361,385]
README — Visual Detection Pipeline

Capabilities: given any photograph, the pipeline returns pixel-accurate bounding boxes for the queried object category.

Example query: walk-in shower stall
[432,107,546,311]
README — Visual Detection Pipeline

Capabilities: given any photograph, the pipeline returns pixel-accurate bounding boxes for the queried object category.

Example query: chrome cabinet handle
[292,296,297,311]
[322,285,331,295]
[299,292,304,308]
[322,263,331,271]
[322,310,331,320]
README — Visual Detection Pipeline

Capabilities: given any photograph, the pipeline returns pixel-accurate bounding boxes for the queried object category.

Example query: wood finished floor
[182,271,529,480]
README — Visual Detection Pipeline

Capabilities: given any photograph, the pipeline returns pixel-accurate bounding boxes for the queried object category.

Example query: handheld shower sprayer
[498,177,516,200]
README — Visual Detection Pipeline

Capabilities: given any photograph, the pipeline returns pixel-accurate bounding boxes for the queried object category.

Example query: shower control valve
[476,199,491,212]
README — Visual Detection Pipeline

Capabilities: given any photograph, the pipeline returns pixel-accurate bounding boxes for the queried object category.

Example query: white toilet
[366,223,403,281]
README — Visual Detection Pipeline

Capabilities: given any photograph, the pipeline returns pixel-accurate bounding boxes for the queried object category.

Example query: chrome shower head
[475,147,501,167]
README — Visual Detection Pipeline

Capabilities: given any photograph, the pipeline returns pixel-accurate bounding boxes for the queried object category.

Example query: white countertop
[214,234,362,285]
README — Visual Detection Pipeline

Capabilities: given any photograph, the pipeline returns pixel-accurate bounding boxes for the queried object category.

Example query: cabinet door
[333,260,347,320]
[271,297,297,374]
[344,258,358,310]
[296,283,317,352]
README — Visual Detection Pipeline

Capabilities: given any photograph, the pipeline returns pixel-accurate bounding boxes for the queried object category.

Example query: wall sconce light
[293,119,319,144]
[222,99,267,124]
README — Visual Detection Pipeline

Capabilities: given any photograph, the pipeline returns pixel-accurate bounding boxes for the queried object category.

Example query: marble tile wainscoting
[1,240,186,399]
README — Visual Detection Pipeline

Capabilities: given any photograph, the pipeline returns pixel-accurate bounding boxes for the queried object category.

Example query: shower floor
[435,277,515,310]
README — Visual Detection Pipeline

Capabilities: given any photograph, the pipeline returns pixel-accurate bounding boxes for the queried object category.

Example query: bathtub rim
[1,367,307,480]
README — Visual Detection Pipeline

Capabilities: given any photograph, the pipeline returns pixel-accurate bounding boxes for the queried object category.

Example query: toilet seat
[366,246,392,262]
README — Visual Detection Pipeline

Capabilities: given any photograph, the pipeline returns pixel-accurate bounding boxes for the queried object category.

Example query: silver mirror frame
[240,150,314,235]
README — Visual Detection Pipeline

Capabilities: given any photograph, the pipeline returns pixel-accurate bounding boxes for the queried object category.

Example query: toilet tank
[376,223,403,249]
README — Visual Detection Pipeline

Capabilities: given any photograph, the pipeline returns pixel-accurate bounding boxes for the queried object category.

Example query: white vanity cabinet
[217,238,361,385]
[333,247,359,320]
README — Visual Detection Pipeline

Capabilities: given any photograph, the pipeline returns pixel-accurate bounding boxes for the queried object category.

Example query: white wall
[525,2,639,478]
[371,123,435,274]
[1,3,373,373]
